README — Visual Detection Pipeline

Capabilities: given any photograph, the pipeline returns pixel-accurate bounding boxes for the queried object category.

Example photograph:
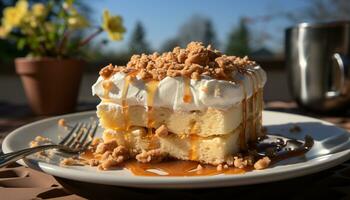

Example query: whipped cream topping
[92,65,266,111]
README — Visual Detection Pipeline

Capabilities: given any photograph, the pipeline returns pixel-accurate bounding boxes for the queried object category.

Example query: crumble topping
[254,157,271,170]
[58,118,67,127]
[60,157,80,166]
[29,136,51,148]
[216,164,223,171]
[99,64,115,79]
[98,156,124,170]
[101,151,112,160]
[91,141,130,170]
[155,125,168,137]
[112,146,129,158]
[95,139,118,154]
[99,41,256,81]
[90,137,103,148]
[233,157,249,169]
[28,136,54,158]
[89,159,100,166]
[135,149,166,163]
[225,153,270,170]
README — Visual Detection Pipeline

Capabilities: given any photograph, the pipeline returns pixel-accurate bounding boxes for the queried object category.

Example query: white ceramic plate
[2,111,350,188]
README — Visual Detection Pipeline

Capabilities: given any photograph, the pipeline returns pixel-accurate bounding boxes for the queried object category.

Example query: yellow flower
[27,15,39,28]
[16,0,28,14]
[32,3,46,17]
[22,3,46,28]
[2,0,28,28]
[102,10,125,41]
[68,13,89,29]
[3,7,21,28]
[0,25,11,39]
[63,0,74,10]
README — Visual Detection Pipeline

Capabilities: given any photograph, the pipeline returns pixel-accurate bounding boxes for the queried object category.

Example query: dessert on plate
[90,42,267,170]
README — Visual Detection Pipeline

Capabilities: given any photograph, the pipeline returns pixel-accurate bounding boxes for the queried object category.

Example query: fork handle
[0,144,58,168]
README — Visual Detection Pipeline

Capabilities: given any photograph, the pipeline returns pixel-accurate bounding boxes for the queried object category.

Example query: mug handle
[326,53,347,98]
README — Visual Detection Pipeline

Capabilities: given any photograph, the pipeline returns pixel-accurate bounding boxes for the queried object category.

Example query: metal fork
[0,121,98,168]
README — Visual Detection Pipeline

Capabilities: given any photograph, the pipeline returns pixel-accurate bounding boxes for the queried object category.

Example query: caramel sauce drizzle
[121,77,131,131]
[124,160,249,176]
[79,149,248,177]
[81,150,249,176]
[146,81,159,128]
[183,77,198,159]
[80,149,100,160]
[102,80,113,99]
[252,70,263,135]
[247,70,258,142]
[145,80,160,149]
[240,79,247,150]
[258,87,263,132]
[183,77,193,103]
[148,131,160,150]
[120,70,139,131]
[188,134,199,160]
[188,120,200,160]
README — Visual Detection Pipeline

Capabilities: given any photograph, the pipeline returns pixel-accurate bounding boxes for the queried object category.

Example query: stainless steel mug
[286,22,350,112]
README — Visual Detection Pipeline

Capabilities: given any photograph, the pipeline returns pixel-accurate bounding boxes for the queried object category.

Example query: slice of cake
[92,42,266,165]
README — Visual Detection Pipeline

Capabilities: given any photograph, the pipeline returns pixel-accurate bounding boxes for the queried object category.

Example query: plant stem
[78,28,103,48]
[57,29,71,57]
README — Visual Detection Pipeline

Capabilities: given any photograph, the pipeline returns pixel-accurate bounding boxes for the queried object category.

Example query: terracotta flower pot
[15,58,85,115]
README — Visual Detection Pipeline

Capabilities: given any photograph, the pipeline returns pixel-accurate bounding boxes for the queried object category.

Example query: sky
[90,0,309,53]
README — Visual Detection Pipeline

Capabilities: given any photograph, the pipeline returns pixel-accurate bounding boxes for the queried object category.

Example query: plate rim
[2,110,350,188]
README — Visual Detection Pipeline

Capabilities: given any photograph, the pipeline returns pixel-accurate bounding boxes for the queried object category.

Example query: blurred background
[1,0,349,109]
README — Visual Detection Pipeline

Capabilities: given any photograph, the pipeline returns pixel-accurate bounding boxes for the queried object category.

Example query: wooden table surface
[1,101,350,200]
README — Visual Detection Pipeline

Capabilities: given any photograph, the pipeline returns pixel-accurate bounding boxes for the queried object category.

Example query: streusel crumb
[216,164,223,171]
[29,136,51,148]
[112,146,129,158]
[95,139,118,154]
[101,151,112,161]
[99,64,115,79]
[98,157,121,170]
[254,157,271,170]
[135,149,166,163]
[99,41,255,81]
[58,118,66,127]
[60,157,79,166]
[89,159,100,166]
[90,138,102,148]
[233,157,248,169]
[155,125,168,137]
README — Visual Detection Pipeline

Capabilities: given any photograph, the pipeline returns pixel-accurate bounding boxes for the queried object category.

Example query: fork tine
[59,123,80,145]
[82,121,98,149]
[63,123,83,147]
[66,123,86,148]
[76,123,93,149]
[57,120,98,154]
[90,121,98,139]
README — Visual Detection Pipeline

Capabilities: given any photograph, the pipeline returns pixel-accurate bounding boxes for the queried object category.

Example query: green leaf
[17,38,26,50]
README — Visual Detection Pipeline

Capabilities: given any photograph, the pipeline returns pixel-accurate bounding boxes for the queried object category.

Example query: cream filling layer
[92,65,266,111]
